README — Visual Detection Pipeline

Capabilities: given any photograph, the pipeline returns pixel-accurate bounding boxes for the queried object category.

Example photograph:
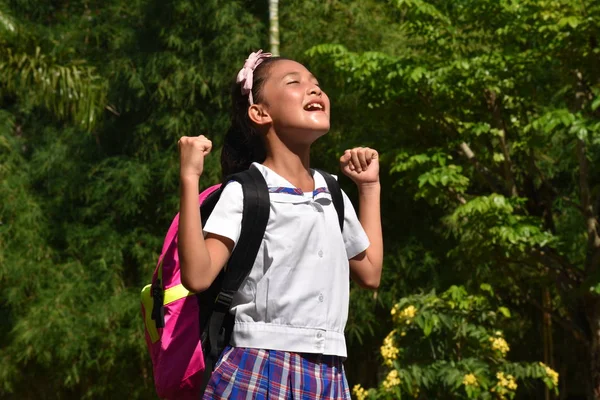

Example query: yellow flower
[401,305,418,318]
[462,373,479,387]
[392,304,418,324]
[352,384,368,400]
[382,369,401,391]
[380,330,400,367]
[490,336,510,356]
[539,362,559,386]
[496,372,518,391]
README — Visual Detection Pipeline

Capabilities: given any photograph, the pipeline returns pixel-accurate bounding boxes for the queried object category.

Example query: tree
[0,0,265,397]
[3,0,598,397]
[269,0,280,56]
[307,0,600,397]
[0,3,106,130]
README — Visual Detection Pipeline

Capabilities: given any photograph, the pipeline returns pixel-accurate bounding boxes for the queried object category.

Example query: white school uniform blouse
[203,163,370,358]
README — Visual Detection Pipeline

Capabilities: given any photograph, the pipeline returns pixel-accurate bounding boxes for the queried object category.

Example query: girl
[178,50,383,399]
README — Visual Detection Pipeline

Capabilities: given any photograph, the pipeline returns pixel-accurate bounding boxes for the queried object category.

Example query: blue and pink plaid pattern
[203,346,351,399]
[268,186,330,197]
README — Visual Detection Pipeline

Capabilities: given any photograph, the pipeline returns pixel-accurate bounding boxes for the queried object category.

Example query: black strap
[150,279,165,328]
[315,169,345,231]
[199,166,270,397]
[198,167,343,398]
[218,166,270,296]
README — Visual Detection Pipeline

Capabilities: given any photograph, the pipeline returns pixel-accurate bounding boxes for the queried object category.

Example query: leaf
[592,96,600,112]
[590,283,600,295]
[557,16,580,29]
[410,66,427,82]
[498,307,511,318]
[480,284,493,294]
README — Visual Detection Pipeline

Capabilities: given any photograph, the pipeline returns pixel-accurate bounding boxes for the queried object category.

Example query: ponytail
[221,57,286,178]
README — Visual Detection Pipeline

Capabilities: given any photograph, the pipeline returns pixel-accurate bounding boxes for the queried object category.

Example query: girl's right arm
[178,135,233,293]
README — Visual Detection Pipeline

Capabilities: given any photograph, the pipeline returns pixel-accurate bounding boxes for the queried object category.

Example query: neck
[262,130,314,191]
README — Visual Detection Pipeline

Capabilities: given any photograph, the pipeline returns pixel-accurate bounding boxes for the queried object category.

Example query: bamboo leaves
[0,47,106,130]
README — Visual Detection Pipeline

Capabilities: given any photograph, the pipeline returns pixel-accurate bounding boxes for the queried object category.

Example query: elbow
[180,263,211,293]
[181,275,211,294]
[354,272,381,290]
[351,259,382,290]
[360,262,383,290]
[361,276,381,290]
[181,277,205,294]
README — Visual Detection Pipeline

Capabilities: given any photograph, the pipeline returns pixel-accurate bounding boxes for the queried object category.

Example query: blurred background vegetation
[1,0,599,398]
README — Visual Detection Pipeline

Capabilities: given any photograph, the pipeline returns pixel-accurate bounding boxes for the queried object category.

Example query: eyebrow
[282,72,318,81]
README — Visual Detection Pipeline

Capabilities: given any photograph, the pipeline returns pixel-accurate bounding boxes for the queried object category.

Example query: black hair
[221,57,288,178]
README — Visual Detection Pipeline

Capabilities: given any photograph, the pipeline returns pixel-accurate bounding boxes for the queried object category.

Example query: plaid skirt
[202,346,351,400]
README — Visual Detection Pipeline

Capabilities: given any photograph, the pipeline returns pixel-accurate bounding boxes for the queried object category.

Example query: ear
[248,104,272,127]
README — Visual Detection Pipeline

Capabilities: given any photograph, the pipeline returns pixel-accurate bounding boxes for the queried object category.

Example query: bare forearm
[358,182,383,272]
[178,176,211,292]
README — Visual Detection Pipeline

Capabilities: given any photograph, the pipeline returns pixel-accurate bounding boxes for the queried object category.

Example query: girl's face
[257,60,330,143]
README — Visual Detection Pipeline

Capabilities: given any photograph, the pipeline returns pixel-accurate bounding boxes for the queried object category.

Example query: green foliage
[352,286,559,399]
[0,0,265,398]
[445,194,556,258]
[0,47,107,130]
[1,0,599,397]
[307,0,600,396]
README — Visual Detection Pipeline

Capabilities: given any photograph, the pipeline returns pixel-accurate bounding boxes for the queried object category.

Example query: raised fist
[340,147,380,185]
[178,135,213,179]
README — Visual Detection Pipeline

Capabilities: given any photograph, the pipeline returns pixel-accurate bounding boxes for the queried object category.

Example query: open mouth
[304,102,325,112]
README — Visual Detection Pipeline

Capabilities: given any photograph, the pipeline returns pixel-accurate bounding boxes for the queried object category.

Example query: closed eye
[287,80,299,85]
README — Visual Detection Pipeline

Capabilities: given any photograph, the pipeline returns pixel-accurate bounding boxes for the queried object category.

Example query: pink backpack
[140,185,221,400]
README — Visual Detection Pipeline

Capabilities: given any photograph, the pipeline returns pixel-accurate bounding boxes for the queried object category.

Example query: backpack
[140,166,344,400]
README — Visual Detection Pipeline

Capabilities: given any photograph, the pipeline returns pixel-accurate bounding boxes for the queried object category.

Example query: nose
[308,85,322,96]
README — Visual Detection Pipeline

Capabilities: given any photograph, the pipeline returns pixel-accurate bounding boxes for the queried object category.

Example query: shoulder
[207,180,243,214]
[313,168,338,181]
[214,180,243,201]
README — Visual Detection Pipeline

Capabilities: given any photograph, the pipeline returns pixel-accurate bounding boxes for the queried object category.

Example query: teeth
[306,103,323,110]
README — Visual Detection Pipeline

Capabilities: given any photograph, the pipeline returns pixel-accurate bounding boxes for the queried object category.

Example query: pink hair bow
[236,49,272,105]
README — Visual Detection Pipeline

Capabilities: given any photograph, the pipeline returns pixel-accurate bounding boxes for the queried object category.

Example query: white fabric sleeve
[341,189,370,259]
[202,181,244,247]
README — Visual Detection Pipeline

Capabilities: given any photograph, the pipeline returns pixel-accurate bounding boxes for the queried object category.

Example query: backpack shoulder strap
[315,169,344,231]
[203,166,270,364]
[219,166,270,295]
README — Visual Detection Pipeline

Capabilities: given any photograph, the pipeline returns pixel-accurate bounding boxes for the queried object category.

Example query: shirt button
[318,294,324,302]
[318,250,323,258]
[317,332,323,339]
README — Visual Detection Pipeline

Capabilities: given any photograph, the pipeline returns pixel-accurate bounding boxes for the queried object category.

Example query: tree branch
[457,142,502,193]
[505,252,577,294]
[448,187,467,205]
[527,153,585,215]
[526,292,590,346]
[485,89,518,197]
[532,248,583,286]
[499,263,589,346]
[414,89,505,194]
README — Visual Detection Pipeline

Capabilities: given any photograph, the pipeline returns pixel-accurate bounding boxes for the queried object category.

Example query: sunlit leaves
[0,47,106,130]
[308,0,599,393]
[359,286,559,399]
[0,0,264,398]
[446,194,556,256]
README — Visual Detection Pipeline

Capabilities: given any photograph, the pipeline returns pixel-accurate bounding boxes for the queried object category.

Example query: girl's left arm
[341,148,384,290]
